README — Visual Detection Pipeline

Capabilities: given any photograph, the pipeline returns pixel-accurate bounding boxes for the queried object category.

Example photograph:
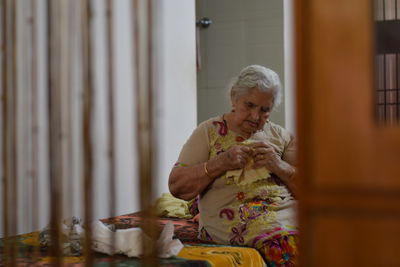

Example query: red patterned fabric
[256,234,299,267]
[101,212,214,245]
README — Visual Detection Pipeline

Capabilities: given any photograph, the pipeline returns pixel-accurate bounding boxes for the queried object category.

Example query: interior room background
[0,0,294,237]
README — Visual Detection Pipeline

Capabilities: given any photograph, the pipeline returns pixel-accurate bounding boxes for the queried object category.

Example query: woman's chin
[241,127,257,136]
[246,124,259,132]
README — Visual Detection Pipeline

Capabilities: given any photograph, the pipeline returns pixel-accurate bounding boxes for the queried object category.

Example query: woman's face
[231,87,273,136]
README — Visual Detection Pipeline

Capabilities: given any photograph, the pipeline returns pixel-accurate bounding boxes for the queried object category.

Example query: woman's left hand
[251,142,281,171]
[250,141,297,196]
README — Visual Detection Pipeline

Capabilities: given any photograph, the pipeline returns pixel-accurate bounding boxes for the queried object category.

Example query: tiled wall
[196,0,285,126]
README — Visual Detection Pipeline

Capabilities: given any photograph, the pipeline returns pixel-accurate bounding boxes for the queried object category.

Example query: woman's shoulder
[196,115,232,144]
[262,120,293,145]
[198,115,223,126]
[197,115,225,131]
[265,120,289,133]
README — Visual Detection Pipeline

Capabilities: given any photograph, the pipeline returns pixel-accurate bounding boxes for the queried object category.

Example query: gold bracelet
[204,162,212,178]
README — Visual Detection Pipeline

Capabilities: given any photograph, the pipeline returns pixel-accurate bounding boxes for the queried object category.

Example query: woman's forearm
[169,146,251,200]
[272,159,297,196]
[169,164,210,201]
[168,156,228,201]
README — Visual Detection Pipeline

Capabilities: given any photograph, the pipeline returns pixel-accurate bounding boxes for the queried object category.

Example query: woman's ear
[230,102,236,112]
[230,90,237,108]
[230,90,236,100]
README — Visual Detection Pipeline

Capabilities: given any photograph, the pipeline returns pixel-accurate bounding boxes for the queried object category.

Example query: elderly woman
[169,65,298,266]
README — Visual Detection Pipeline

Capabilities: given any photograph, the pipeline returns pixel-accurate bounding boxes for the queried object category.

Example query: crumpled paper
[39,216,85,256]
[39,217,183,258]
[157,221,184,258]
[92,221,183,258]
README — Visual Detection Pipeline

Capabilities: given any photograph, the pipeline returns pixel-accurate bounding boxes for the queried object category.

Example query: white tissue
[91,221,183,258]
[156,221,184,258]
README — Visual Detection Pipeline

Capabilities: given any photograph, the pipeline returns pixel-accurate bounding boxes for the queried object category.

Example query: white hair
[229,65,282,109]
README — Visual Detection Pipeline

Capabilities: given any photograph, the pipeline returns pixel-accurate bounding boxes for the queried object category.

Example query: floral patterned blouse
[176,115,298,248]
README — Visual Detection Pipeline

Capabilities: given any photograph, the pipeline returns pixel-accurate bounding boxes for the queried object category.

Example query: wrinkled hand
[251,142,281,171]
[221,145,252,170]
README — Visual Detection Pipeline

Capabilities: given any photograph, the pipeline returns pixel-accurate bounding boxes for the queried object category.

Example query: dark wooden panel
[295,0,400,267]
[309,0,375,189]
[297,0,400,190]
[374,128,400,186]
[304,191,400,213]
[303,214,400,267]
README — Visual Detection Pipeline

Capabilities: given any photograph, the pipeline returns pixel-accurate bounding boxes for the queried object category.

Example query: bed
[0,212,267,266]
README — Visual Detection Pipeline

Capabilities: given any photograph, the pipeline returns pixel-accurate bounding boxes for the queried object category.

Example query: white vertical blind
[0,0,197,238]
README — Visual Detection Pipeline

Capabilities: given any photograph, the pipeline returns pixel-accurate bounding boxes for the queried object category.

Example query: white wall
[155,0,197,198]
[92,0,139,220]
[0,0,197,237]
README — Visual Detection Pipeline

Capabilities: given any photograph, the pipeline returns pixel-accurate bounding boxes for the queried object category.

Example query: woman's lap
[254,234,298,267]
[199,225,298,266]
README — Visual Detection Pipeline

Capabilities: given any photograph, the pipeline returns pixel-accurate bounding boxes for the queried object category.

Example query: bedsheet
[0,212,266,266]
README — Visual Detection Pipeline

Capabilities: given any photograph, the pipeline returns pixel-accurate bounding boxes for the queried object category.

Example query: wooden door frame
[295,0,400,266]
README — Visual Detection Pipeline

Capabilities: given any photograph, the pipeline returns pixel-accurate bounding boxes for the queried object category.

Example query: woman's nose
[250,109,260,120]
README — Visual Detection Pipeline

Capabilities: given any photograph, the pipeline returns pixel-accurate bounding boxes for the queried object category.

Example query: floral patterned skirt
[200,225,299,267]
[255,233,299,267]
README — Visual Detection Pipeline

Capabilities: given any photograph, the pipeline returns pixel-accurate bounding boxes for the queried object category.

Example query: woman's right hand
[220,145,252,170]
